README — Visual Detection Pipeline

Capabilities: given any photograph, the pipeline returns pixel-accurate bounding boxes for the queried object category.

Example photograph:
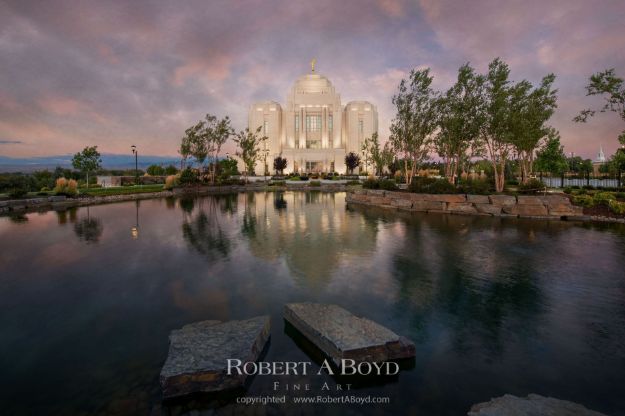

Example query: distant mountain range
[0,154,181,172]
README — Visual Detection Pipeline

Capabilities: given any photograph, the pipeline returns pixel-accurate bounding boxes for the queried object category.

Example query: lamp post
[618,144,625,189]
[131,145,138,186]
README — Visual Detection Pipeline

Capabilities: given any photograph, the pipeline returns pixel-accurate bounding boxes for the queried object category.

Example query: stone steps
[284,302,415,366]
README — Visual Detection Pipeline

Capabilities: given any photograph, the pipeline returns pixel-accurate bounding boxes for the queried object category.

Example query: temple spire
[311,58,316,73]
[597,144,606,163]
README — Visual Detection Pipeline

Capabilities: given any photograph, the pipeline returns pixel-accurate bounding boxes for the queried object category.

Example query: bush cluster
[457,179,493,195]
[517,179,545,194]
[408,177,456,194]
[309,180,321,187]
[572,192,625,215]
[54,178,78,196]
[608,200,625,215]
[573,194,594,207]
[593,192,616,206]
[179,168,198,185]
[362,178,398,191]
[163,175,179,190]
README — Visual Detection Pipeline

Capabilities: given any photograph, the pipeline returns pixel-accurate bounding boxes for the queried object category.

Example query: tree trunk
[86,171,89,189]
[403,159,409,185]
[491,160,506,193]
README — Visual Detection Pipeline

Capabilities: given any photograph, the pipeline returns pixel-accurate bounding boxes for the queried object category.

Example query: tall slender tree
[435,63,485,183]
[234,126,268,183]
[360,136,373,175]
[390,68,438,184]
[206,115,234,184]
[509,74,558,183]
[478,58,516,193]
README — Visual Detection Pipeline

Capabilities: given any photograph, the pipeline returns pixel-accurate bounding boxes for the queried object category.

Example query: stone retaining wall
[346,189,588,221]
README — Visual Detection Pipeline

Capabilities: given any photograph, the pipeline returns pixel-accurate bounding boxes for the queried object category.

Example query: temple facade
[246,66,378,175]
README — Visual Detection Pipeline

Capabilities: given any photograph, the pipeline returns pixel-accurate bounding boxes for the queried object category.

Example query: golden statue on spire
[311,58,316,73]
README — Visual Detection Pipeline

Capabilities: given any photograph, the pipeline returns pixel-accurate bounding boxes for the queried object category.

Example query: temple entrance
[305,161,323,173]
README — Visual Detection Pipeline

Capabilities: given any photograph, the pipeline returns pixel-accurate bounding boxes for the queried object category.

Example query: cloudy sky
[1,0,624,159]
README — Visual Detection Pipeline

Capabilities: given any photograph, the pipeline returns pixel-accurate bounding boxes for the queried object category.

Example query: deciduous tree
[436,63,484,183]
[71,146,101,189]
[234,126,268,183]
[345,152,360,175]
[390,68,438,184]
[509,74,558,183]
[478,58,516,193]
[273,156,288,175]
[574,69,625,145]
[534,130,567,176]
[180,114,234,184]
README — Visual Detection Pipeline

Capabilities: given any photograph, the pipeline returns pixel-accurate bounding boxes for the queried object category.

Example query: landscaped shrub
[582,185,596,190]
[408,177,457,194]
[563,186,573,194]
[593,192,616,206]
[458,179,493,195]
[219,178,246,186]
[573,194,594,207]
[8,187,28,199]
[309,180,321,187]
[272,180,286,187]
[179,168,198,185]
[379,179,398,191]
[518,179,545,194]
[345,180,361,186]
[615,192,625,200]
[608,199,625,215]
[54,178,78,196]
[362,178,379,189]
[299,176,309,181]
[4,175,30,198]
[163,175,178,190]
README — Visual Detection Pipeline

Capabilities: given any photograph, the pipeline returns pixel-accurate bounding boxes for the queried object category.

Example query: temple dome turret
[292,73,334,94]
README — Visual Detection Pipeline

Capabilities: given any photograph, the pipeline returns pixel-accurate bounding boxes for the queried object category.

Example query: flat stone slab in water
[468,394,608,416]
[284,303,415,365]
[160,316,270,399]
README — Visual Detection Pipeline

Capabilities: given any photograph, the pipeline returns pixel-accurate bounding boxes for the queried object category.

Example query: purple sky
[1,0,624,160]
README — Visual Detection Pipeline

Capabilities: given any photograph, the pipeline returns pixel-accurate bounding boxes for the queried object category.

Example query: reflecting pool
[1,192,624,415]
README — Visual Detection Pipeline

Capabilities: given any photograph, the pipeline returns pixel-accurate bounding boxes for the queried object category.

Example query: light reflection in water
[0,192,624,415]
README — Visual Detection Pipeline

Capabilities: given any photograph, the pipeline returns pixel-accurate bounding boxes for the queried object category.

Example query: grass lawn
[80,184,165,196]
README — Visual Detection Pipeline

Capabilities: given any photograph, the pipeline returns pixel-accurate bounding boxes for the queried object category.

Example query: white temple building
[245,62,378,175]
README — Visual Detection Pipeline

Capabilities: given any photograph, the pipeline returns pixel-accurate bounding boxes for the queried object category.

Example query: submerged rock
[468,394,608,416]
[160,316,270,399]
[284,302,415,365]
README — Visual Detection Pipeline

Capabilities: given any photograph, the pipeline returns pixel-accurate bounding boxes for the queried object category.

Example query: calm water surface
[1,192,624,415]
